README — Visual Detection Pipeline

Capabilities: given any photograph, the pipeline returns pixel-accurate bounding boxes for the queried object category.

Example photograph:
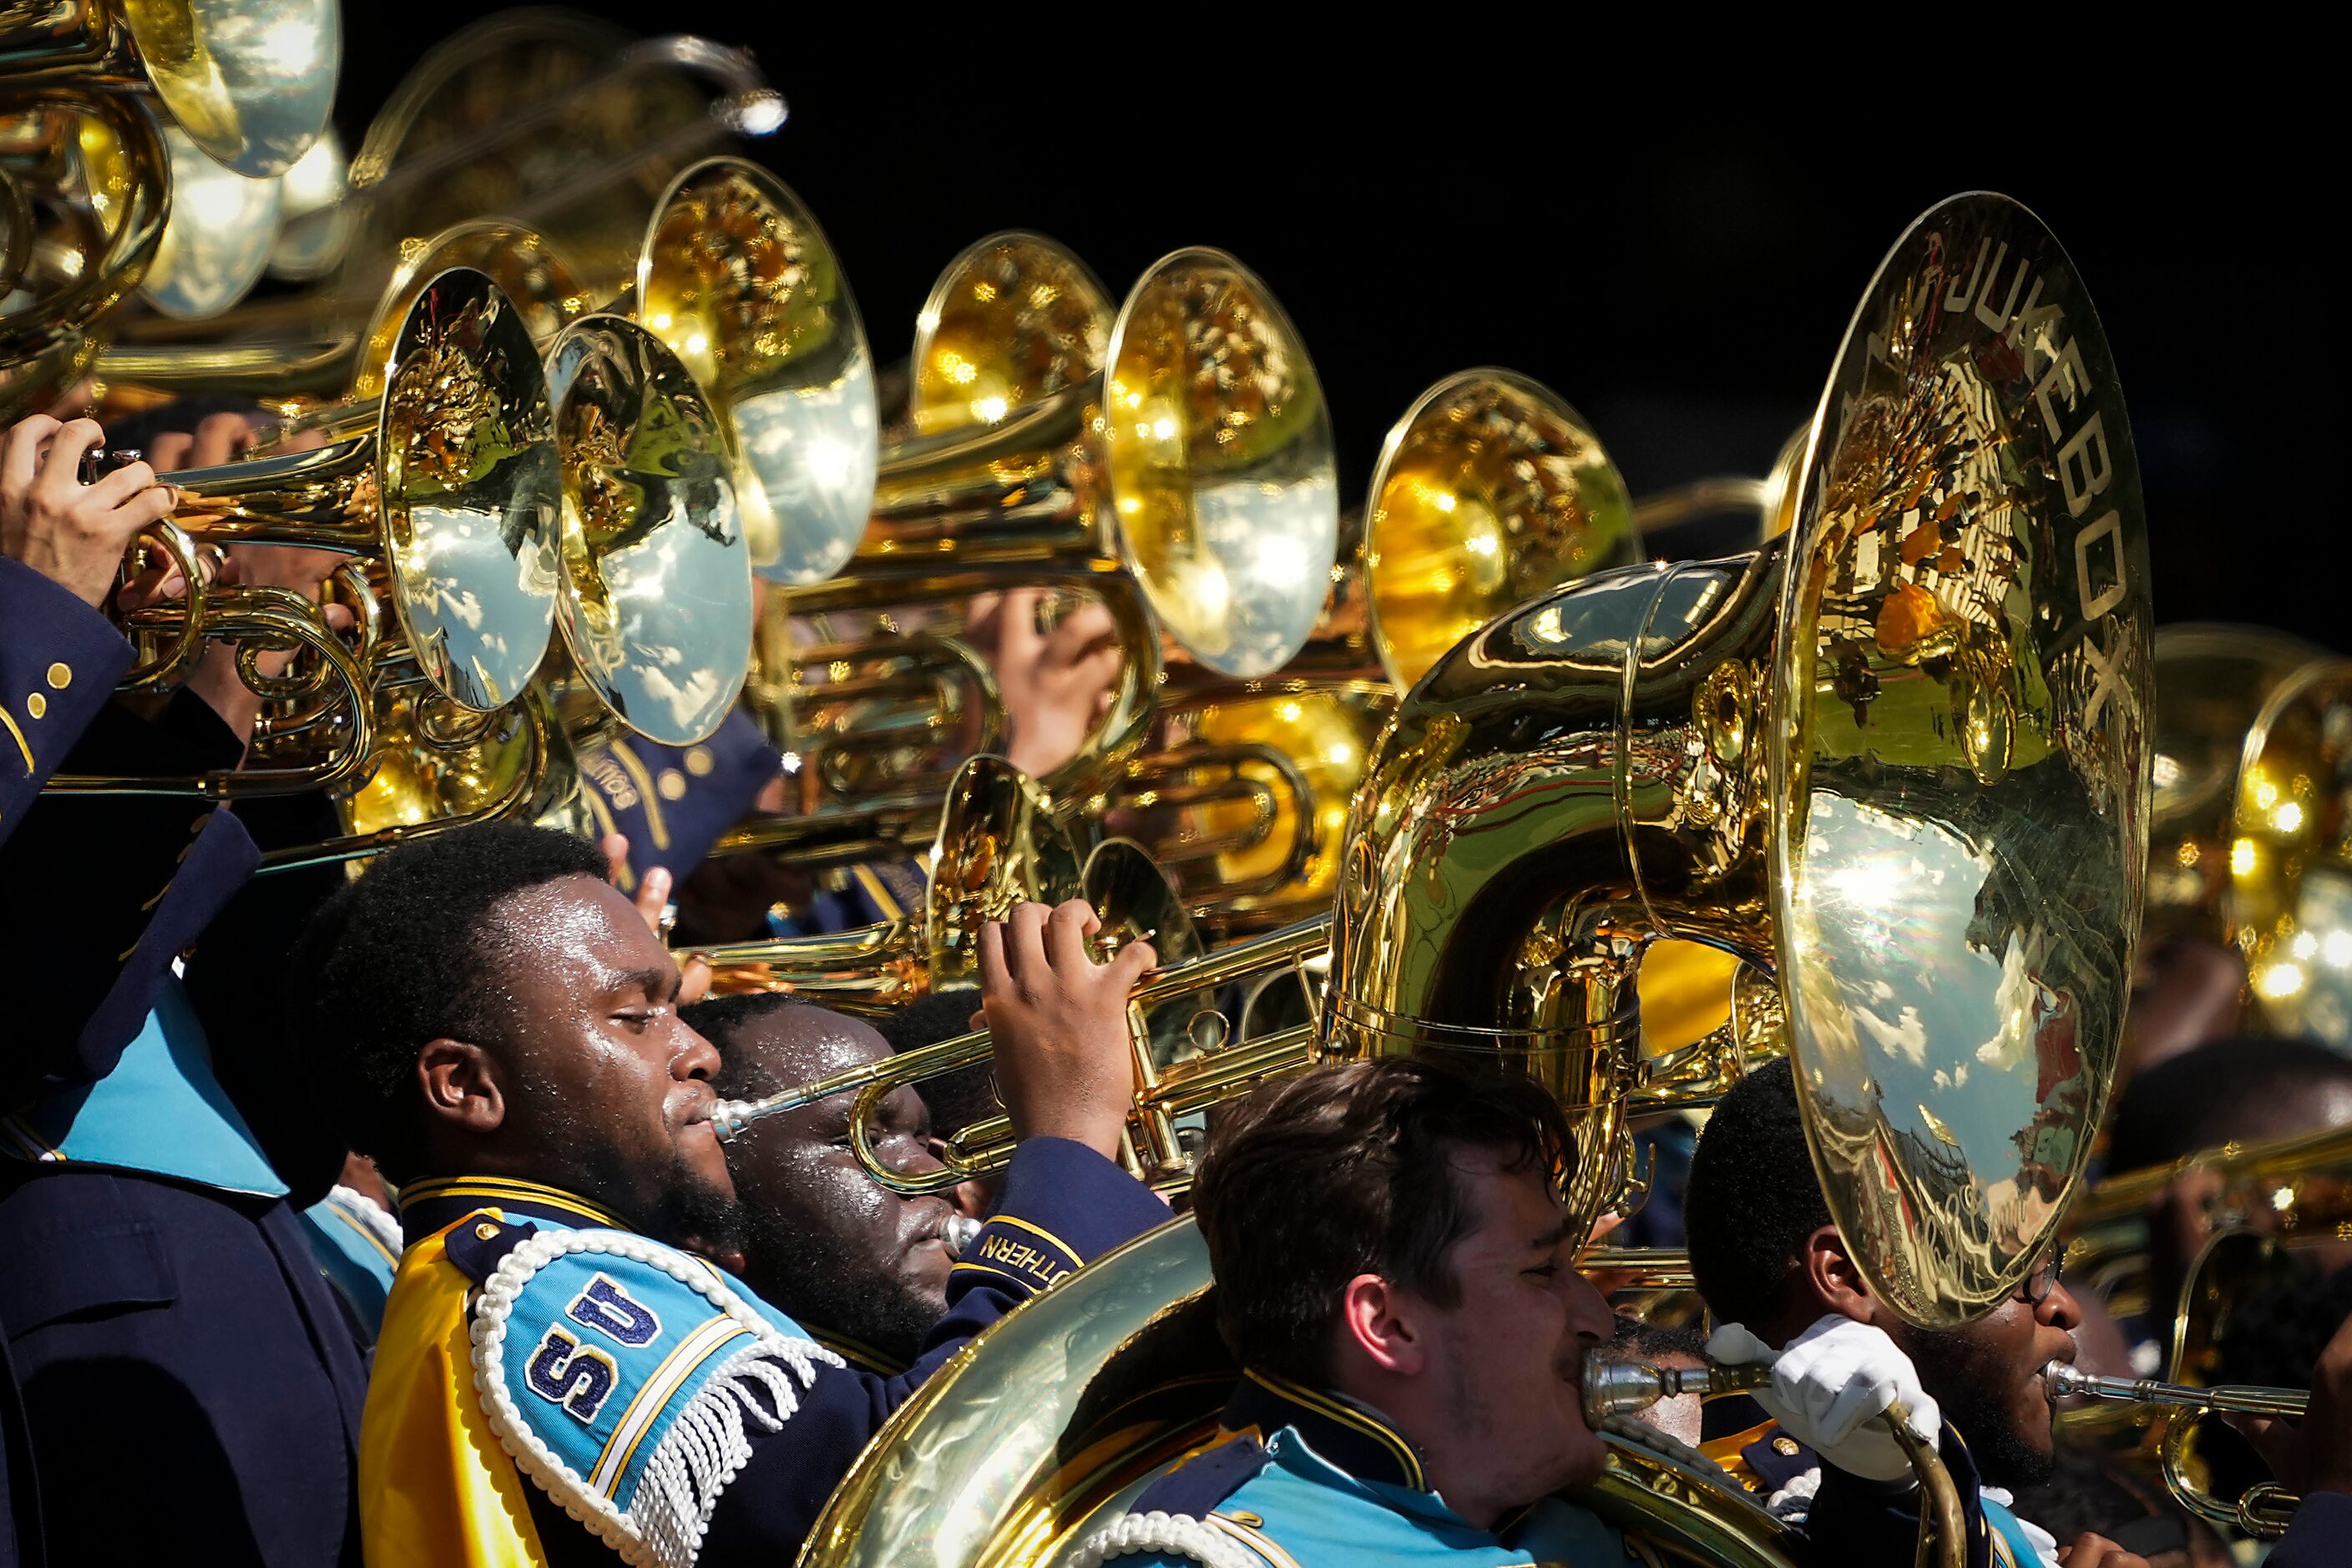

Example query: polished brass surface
[137,119,273,317]
[2142,625,2322,943]
[1363,367,1638,689]
[0,88,165,420]
[638,157,874,586]
[797,1218,1941,1568]
[331,19,777,307]
[2226,658,2352,1043]
[1326,193,2151,1327]
[41,266,561,798]
[905,229,1110,438]
[711,915,1332,1192]
[2043,1359,2304,1537]
[546,311,750,746]
[0,0,341,179]
[1630,427,1808,545]
[698,754,1083,1010]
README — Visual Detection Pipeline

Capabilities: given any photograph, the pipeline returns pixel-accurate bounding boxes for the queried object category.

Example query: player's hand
[1,416,175,607]
[979,898,1153,1159]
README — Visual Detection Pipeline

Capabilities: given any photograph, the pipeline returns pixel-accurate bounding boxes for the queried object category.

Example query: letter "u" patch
[567,1273,662,1347]
[524,1328,619,1424]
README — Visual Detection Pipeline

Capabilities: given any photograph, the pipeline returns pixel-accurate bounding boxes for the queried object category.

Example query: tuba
[791,192,2147,1568]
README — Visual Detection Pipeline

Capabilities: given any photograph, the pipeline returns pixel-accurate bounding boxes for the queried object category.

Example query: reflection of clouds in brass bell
[550,313,752,746]
[732,352,878,584]
[134,0,341,179]
[141,127,281,319]
[381,268,561,712]
[1182,470,1342,676]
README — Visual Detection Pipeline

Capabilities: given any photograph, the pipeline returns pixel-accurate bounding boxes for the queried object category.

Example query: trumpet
[756,235,1339,823]
[711,917,1329,1192]
[43,265,563,799]
[0,0,340,180]
[2043,1361,2305,1537]
[0,89,168,419]
[695,755,1085,1012]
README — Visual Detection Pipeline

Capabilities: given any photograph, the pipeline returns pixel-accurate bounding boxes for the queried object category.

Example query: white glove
[1706,1315,1941,1484]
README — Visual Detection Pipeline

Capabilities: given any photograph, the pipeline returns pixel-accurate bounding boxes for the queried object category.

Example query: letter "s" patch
[524,1327,619,1423]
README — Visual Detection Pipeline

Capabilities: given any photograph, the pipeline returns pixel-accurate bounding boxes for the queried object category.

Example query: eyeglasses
[2020,1247,2064,1308]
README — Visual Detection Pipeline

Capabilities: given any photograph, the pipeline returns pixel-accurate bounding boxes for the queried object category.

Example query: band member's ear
[1798,1223,1877,1326]
[1340,1272,1425,1376]
[418,1038,505,1135]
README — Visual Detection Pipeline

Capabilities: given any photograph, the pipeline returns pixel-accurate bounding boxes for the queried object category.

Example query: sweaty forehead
[480,875,665,982]
[730,1004,892,1084]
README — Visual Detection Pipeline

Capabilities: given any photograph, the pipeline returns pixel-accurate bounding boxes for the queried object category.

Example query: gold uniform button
[45,663,70,690]
[684,746,715,776]
[25,693,45,720]
[474,1222,500,1241]
[657,768,688,801]
[1771,1436,1802,1457]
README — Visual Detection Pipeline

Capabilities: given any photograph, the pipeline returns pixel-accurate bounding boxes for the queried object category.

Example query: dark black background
[335,14,2327,644]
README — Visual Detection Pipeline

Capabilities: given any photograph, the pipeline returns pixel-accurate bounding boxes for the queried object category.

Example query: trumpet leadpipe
[2040,1361,2307,1418]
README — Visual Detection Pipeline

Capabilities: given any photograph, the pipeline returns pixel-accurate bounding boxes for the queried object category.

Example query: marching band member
[1684,1059,2161,1567]
[1072,1059,1627,1568]
[682,992,962,1373]
[286,822,1171,1565]
[0,412,372,1567]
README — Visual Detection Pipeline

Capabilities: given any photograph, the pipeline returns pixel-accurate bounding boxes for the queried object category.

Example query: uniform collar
[1223,1368,1431,1492]
[396,1173,634,1250]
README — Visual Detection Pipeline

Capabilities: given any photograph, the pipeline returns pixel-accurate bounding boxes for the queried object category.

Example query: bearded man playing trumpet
[286,822,1171,1567]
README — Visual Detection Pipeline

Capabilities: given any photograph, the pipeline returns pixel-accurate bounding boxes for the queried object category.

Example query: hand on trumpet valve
[1706,1315,1941,1484]
[2,416,177,608]
[967,588,1122,778]
[2228,1306,2352,1501]
[979,898,1156,1163]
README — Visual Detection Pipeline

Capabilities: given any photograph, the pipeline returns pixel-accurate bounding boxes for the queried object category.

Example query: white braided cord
[468,1227,842,1567]
[1065,1510,1263,1568]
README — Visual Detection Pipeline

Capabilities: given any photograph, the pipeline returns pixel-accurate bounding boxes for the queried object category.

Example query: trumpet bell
[1364,367,1639,689]
[2144,625,2323,936]
[137,119,276,317]
[926,754,1084,988]
[1105,246,1338,679]
[907,230,1111,438]
[377,265,562,711]
[117,0,341,178]
[546,311,751,746]
[637,157,875,586]
[2228,658,2352,1043]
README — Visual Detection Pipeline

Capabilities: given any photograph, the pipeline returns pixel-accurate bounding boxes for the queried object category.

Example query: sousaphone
[797,191,2152,1567]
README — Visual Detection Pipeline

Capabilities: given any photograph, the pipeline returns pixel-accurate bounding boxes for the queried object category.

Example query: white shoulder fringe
[1065,1510,1265,1568]
[468,1227,842,1568]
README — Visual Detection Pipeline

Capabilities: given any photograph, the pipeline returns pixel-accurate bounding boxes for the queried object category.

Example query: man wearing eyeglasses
[1681,1060,2147,1568]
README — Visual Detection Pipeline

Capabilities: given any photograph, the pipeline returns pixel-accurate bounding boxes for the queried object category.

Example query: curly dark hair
[1682,1057,1831,1332]
[1188,1057,1576,1386]
[286,823,608,1181]
[2107,1034,2352,1174]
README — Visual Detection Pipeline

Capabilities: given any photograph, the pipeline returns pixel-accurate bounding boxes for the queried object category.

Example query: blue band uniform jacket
[1072,1369,1623,1568]
[360,1137,1170,1566]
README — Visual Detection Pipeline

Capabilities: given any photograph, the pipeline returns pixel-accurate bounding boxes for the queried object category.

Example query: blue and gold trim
[1226,1368,1430,1493]
[950,1211,1085,1293]
[397,1174,633,1250]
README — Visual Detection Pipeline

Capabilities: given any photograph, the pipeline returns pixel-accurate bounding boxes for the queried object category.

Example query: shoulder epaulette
[1067,1436,1274,1568]
[468,1226,842,1568]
